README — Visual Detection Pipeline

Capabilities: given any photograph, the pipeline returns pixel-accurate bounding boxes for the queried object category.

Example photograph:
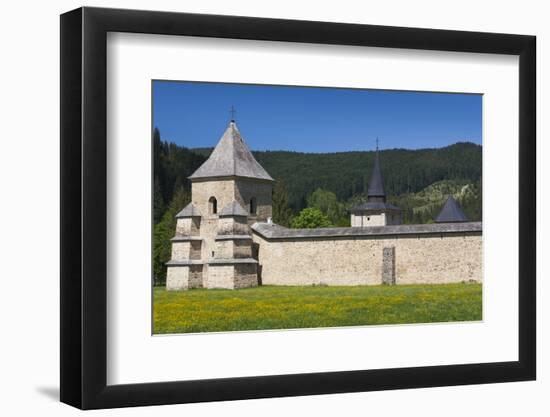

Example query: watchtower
[166,120,274,290]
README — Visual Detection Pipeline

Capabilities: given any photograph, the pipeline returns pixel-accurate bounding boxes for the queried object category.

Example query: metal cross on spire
[229,105,236,122]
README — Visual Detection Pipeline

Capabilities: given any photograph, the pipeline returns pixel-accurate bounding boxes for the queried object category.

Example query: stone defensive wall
[251,222,483,286]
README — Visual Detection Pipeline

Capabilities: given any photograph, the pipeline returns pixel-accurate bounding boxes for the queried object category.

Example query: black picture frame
[60,6,536,410]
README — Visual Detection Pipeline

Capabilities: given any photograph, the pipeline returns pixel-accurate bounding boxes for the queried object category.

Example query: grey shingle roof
[208,258,258,265]
[189,122,274,181]
[175,203,201,218]
[435,195,469,223]
[218,201,249,217]
[215,235,253,241]
[165,259,203,266]
[349,201,401,213]
[252,221,482,240]
[367,151,385,198]
[170,236,202,242]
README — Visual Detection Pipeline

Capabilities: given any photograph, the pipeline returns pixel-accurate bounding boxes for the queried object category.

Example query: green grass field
[153,283,482,334]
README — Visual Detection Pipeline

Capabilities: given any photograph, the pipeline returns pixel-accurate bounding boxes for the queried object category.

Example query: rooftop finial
[229,105,236,123]
[367,138,386,201]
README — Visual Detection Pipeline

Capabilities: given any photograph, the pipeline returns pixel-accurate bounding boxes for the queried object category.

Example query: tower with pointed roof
[166,120,274,290]
[349,147,402,227]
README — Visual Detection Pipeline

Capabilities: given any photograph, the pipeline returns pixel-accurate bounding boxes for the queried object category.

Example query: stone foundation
[166,264,203,290]
[234,264,259,289]
[206,262,258,289]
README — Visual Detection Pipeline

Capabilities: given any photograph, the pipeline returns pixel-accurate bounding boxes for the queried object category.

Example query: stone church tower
[349,147,402,227]
[166,120,274,290]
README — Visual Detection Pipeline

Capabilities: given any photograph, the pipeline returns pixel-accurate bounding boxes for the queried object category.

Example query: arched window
[249,197,257,215]
[209,197,217,214]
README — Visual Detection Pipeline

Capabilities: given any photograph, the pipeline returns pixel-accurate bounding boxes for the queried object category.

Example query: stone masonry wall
[351,213,386,227]
[351,212,401,227]
[234,179,273,222]
[192,179,235,217]
[217,217,250,235]
[215,239,253,259]
[206,265,235,289]
[166,265,203,290]
[175,217,200,236]
[171,241,202,260]
[234,264,259,289]
[188,265,203,288]
[192,178,269,263]
[382,247,396,284]
[192,178,272,221]
[192,180,236,265]
[252,232,482,286]
[192,184,222,265]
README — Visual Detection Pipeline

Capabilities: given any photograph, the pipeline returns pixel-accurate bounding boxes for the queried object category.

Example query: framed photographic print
[60,6,536,409]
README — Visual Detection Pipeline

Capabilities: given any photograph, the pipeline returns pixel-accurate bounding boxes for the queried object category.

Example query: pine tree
[152,186,191,285]
[151,128,207,227]
[272,180,294,227]
[153,127,165,224]
[153,177,165,224]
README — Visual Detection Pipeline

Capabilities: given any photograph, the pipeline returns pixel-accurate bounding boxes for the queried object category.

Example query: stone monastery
[166,120,482,290]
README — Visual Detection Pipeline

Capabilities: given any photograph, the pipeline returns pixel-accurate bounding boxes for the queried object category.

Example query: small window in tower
[209,197,217,214]
[367,217,370,221]
[249,197,257,215]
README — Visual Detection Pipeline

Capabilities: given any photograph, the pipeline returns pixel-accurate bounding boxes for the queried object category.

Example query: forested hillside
[153,128,207,224]
[388,179,482,224]
[192,142,482,211]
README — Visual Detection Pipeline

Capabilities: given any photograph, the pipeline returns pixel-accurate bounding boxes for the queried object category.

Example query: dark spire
[435,195,469,223]
[367,146,386,201]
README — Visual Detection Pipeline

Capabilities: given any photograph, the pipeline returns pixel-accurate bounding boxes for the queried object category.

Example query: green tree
[272,180,294,226]
[153,177,165,224]
[152,186,191,285]
[152,127,207,227]
[308,188,347,226]
[291,208,332,229]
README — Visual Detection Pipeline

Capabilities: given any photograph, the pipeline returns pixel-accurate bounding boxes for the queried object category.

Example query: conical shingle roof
[435,195,469,223]
[189,121,274,181]
[367,151,385,199]
[350,147,400,213]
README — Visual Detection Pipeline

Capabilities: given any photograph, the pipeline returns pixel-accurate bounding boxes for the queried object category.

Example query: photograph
[152,81,483,334]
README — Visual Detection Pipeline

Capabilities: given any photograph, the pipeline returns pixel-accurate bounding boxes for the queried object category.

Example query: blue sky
[152,80,482,153]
